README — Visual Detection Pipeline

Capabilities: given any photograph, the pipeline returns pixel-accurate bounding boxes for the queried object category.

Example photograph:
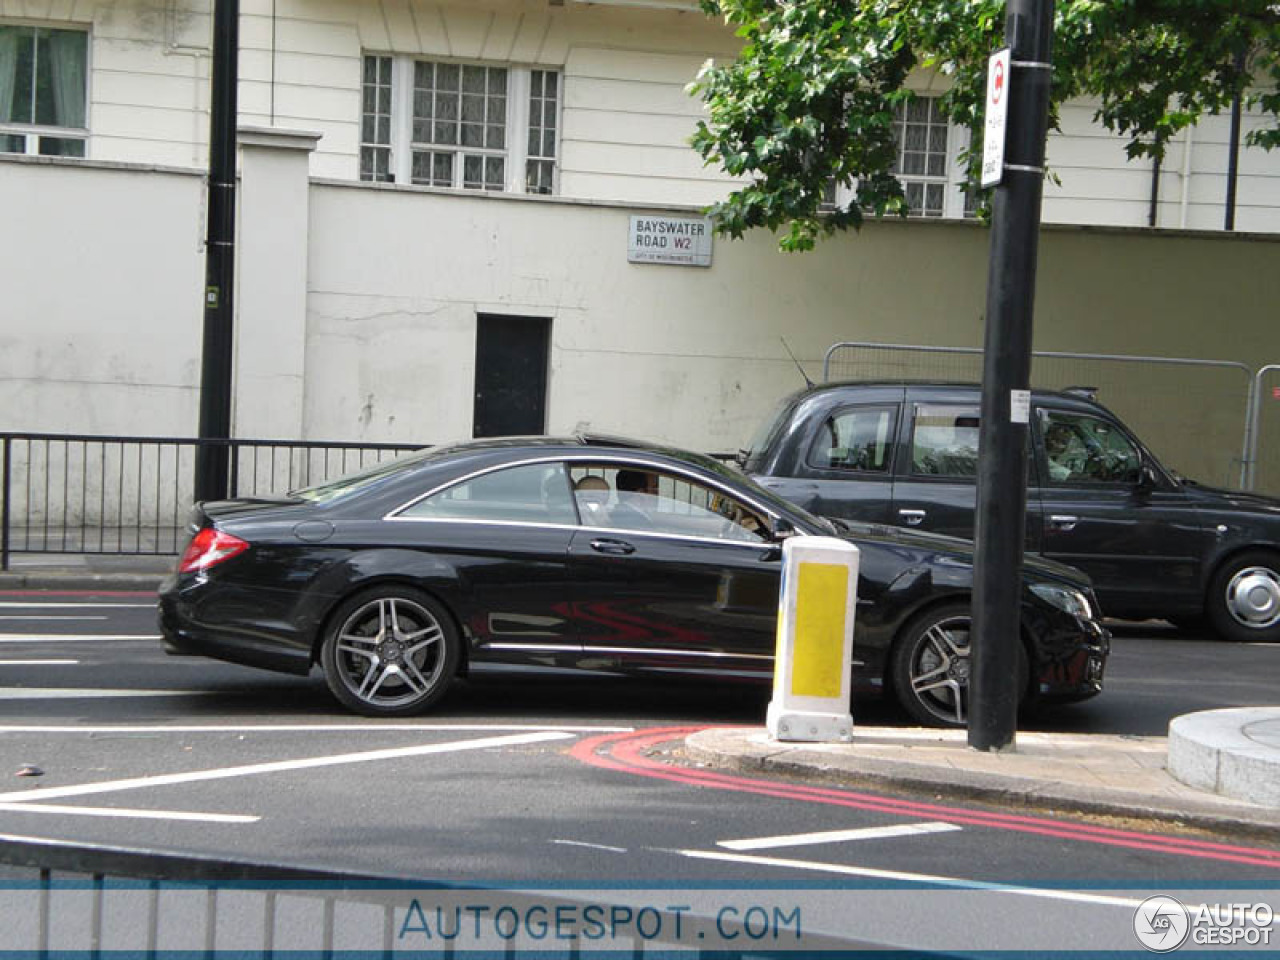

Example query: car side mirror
[1136,462,1161,491]
[771,518,797,542]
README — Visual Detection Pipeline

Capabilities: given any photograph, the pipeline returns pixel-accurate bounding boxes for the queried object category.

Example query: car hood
[1180,481,1280,517]
[829,517,1093,590]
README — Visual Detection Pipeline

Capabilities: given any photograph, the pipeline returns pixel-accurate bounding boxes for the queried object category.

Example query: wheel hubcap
[333,597,444,707]
[910,616,971,724]
[1225,567,1280,629]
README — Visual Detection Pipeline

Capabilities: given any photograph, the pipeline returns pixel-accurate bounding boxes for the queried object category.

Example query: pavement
[3,553,1279,840]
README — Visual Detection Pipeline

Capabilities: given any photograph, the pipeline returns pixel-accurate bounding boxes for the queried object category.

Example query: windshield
[741,393,799,470]
[291,448,434,504]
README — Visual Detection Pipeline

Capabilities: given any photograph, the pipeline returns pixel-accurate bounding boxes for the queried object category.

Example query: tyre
[889,602,1029,728]
[889,603,974,727]
[1206,551,1280,643]
[320,585,460,716]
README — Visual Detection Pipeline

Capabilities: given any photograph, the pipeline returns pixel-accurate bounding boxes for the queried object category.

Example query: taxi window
[1040,409,1142,484]
[911,405,980,478]
[807,405,896,473]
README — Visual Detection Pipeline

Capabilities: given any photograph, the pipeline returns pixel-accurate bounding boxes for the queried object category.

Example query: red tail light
[178,527,249,574]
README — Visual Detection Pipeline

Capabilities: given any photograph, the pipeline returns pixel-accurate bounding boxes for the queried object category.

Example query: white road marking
[0,603,155,609]
[0,723,634,733]
[0,730,575,804]
[0,616,108,621]
[0,802,259,824]
[0,635,161,643]
[0,660,80,666]
[718,821,962,851]
[552,839,629,853]
[677,849,1147,910]
[0,689,221,700]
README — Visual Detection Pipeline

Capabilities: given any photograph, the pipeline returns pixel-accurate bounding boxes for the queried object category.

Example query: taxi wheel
[1207,551,1280,644]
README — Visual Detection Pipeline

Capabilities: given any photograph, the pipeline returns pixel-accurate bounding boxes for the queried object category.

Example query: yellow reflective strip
[790,562,848,699]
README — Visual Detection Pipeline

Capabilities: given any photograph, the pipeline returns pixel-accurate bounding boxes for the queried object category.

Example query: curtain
[0,28,20,124]
[47,29,87,129]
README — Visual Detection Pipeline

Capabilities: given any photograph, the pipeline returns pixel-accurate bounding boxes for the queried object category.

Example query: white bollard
[767,536,859,742]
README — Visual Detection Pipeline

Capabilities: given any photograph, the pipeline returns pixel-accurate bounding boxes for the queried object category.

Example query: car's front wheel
[320,586,460,716]
[890,603,975,727]
[1207,551,1280,643]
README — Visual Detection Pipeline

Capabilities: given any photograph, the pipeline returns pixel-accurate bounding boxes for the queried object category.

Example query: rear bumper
[157,574,315,677]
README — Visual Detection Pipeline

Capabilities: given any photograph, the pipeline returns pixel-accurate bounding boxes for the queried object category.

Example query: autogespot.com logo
[1134,896,1191,952]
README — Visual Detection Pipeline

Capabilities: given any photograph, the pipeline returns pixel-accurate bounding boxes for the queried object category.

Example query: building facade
[2,0,1279,485]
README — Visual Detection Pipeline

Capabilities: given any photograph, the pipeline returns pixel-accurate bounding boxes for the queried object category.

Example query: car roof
[799,380,1108,408]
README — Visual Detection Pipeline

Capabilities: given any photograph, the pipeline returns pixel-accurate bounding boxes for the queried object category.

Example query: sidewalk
[686,714,1280,838]
[3,554,1279,839]
[0,554,174,591]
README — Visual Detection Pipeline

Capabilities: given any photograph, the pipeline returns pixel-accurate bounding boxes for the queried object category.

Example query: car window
[807,405,896,472]
[1040,409,1142,484]
[401,462,577,524]
[910,405,980,478]
[569,464,767,543]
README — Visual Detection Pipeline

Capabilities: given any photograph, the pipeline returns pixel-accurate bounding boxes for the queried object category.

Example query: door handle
[1049,514,1079,532]
[590,538,636,556]
[898,509,926,526]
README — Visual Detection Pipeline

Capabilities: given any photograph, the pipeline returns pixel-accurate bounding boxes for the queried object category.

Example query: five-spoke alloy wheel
[321,586,460,717]
[890,603,974,727]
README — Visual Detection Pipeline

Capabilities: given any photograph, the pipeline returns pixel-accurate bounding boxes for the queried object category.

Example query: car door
[890,394,1043,550]
[1028,405,1206,618]
[391,459,580,660]
[751,387,904,525]
[564,461,779,677]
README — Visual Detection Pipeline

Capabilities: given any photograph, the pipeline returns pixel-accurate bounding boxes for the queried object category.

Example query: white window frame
[827,94,973,219]
[0,21,91,159]
[363,52,560,195]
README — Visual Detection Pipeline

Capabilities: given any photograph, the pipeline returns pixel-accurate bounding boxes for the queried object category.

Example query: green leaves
[691,0,1280,250]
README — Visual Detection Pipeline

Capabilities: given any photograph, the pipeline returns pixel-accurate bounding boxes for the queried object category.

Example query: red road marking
[571,727,1280,869]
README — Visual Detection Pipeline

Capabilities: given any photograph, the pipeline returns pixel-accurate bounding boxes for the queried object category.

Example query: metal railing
[0,833,870,956]
[822,341,1260,491]
[0,433,422,570]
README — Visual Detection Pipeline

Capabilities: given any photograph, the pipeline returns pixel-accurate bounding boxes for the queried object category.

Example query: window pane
[543,72,557,97]
[460,121,483,147]
[462,65,486,94]
[38,136,85,157]
[484,155,504,190]
[487,122,504,150]
[433,152,452,184]
[808,407,895,472]
[912,405,980,477]
[360,145,391,182]
[569,465,765,542]
[463,154,483,188]
[927,153,945,177]
[404,463,576,524]
[526,158,553,195]
[434,120,457,145]
[461,92,484,123]
[0,133,25,153]
[924,183,944,216]
[9,27,35,123]
[437,63,459,91]
[414,60,433,91]
[902,152,924,176]
[488,69,506,95]
[1041,411,1141,484]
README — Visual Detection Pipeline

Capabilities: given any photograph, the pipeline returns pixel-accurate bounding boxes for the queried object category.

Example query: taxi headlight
[1030,583,1094,620]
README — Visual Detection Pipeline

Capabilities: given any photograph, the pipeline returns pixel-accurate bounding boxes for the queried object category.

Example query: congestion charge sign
[628,215,714,267]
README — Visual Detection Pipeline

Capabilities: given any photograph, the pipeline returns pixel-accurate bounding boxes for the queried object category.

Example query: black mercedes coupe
[158,435,1109,726]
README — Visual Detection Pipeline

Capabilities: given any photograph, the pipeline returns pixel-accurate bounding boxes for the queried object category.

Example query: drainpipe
[1148,152,1161,227]
[1179,127,1194,228]
[1225,47,1246,231]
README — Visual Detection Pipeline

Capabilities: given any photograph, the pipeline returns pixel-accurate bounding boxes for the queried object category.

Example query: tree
[689,1,1280,250]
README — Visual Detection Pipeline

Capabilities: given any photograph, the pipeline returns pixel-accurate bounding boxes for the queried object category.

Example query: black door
[473,314,550,437]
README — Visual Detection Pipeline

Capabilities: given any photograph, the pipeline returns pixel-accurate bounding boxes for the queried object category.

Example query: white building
[2,0,1278,484]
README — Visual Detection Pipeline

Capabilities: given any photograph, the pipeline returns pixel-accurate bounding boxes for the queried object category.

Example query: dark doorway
[473,314,551,437]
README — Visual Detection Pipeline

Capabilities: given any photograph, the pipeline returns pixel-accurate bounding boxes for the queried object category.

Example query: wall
[0,157,204,434]
[305,180,1280,487]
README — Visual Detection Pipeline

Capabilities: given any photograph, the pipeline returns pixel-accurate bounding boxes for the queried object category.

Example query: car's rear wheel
[321,586,460,716]
[1207,551,1280,643]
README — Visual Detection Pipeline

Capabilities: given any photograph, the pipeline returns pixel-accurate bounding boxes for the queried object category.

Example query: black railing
[0,433,422,569]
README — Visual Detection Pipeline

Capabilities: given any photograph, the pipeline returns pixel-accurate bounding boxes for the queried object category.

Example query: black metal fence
[0,433,422,570]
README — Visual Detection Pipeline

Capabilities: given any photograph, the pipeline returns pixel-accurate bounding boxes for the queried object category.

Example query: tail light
[178,527,249,573]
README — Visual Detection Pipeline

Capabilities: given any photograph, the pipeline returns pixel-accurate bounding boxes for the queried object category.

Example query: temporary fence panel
[823,342,1253,491]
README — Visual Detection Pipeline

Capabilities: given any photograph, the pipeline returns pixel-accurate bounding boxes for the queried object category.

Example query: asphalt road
[1,591,1277,953]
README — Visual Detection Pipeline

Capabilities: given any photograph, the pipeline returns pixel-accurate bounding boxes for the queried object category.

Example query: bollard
[767,536,859,742]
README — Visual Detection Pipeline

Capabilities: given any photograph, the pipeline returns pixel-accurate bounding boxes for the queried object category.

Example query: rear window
[807,405,896,472]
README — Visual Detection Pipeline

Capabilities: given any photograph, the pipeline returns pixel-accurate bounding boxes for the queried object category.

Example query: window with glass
[1039,410,1142,485]
[0,24,88,158]
[808,406,896,472]
[911,405,981,478]
[569,464,767,543]
[401,462,577,524]
[360,54,559,194]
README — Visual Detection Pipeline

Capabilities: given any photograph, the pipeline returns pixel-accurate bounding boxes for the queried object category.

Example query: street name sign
[628,215,713,267]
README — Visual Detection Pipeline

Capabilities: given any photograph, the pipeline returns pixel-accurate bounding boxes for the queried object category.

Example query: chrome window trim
[384,451,790,536]
[384,514,778,552]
